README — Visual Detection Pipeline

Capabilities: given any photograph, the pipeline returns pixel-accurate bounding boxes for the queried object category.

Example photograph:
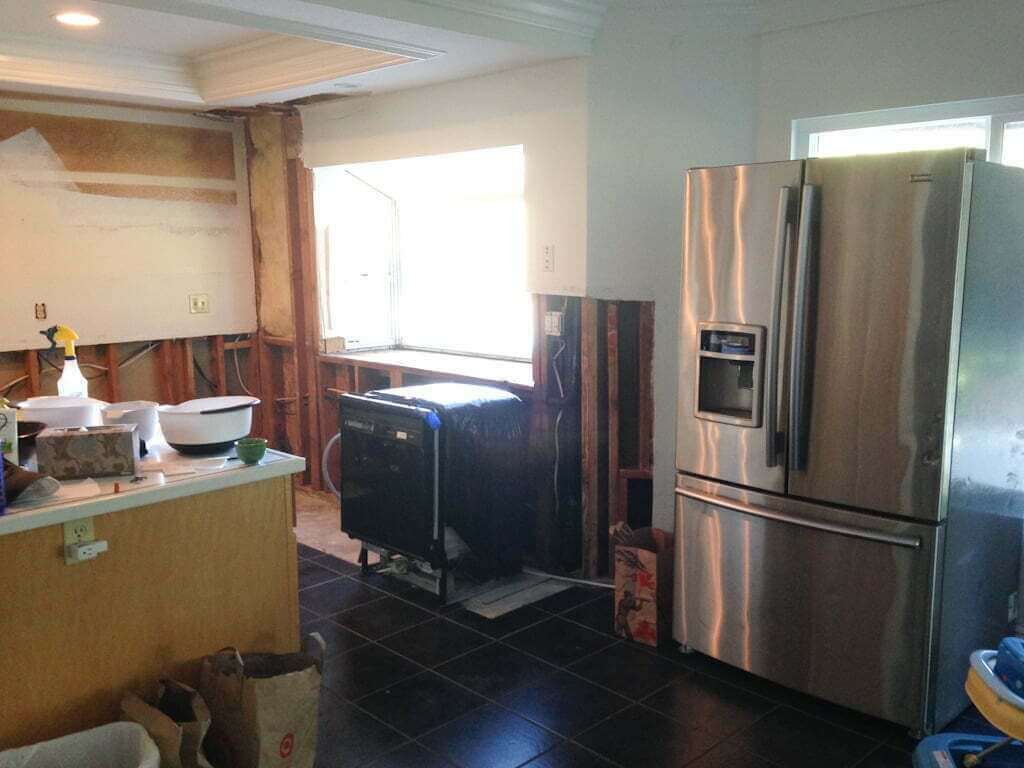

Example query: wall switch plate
[34,302,47,320]
[544,311,564,336]
[188,293,210,314]
[542,245,555,273]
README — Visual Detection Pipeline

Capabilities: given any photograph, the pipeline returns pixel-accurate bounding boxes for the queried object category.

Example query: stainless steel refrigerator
[673,149,1024,734]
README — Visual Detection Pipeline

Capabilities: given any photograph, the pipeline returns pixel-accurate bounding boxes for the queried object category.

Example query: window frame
[791,94,1024,162]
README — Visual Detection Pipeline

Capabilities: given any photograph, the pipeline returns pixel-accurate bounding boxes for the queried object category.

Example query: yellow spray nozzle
[45,325,80,358]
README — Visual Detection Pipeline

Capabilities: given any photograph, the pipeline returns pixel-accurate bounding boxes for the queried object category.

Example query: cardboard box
[613,528,674,647]
[37,425,139,480]
[0,407,16,466]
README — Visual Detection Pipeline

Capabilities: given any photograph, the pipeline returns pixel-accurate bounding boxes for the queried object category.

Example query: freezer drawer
[673,476,941,729]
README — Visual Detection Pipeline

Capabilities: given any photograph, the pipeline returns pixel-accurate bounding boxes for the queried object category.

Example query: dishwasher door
[673,475,941,729]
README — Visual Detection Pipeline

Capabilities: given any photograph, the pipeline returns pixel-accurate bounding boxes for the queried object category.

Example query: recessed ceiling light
[52,11,101,27]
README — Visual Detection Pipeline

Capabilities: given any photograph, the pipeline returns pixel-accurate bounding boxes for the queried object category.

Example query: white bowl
[158,396,260,455]
[102,401,159,443]
[16,396,106,428]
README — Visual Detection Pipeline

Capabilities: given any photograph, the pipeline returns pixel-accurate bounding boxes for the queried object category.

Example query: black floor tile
[356,671,486,737]
[498,670,630,737]
[380,618,490,667]
[335,597,434,640]
[367,742,454,768]
[685,740,777,768]
[301,559,348,590]
[322,643,423,701]
[680,652,793,702]
[504,617,617,667]
[435,642,557,699]
[313,552,361,575]
[420,704,560,768]
[447,605,548,638]
[316,691,407,768]
[577,704,722,768]
[301,617,370,656]
[781,688,914,744]
[733,706,877,768]
[521,742,617,768]
[298,542,321,560]
[567,642,687,700]
[561,594,614,636]
[352,570,418,596]
[642,671,775,740]
[301,578,387,617]
[533,587,606,614]
[853,745,913,768]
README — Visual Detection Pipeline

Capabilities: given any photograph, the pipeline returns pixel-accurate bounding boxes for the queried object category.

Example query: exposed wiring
[192,356,217,392]
[0,341,159,399]
[551,296,569,518]
[232,335,256,397]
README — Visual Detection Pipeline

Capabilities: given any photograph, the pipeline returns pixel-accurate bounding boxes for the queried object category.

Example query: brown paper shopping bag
[198,634,325,768]
[121,679,214,768]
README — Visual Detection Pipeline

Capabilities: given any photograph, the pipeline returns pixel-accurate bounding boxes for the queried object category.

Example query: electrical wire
[192,356,217,392]
[0,342,159,399]
[232,335,256,397]
[550,295,569,518]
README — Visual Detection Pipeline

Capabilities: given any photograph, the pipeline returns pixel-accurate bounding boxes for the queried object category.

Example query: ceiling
[0,0,608,108]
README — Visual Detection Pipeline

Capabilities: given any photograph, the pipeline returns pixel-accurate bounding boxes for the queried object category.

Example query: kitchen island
[0,443,305,748]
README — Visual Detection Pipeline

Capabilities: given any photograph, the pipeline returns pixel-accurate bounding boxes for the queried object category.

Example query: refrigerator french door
[674,150,1024,733]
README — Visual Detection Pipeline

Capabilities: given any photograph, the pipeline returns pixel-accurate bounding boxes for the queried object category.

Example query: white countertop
[1,437,306,537]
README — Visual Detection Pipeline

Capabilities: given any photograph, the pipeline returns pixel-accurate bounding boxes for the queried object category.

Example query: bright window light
[313,145,532,360]
[1001,122,1024,168]
[809,117,988,158]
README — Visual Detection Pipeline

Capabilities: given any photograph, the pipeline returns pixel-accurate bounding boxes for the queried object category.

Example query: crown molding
[409,0,609,39]
[192,35,413,103]
[0,34,201,104]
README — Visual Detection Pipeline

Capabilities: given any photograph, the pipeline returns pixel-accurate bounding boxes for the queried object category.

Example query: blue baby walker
[915,640,1024,768]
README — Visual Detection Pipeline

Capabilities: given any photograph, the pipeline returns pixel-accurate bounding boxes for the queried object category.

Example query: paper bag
[121,679,213,768]
[199,634,325,768]
[613,527,674,647]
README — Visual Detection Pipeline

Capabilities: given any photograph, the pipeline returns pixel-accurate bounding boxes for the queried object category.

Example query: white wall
[587,2,759,528]
[0,98,256,352]
[300,58,589,296]
[757,0,1024,159]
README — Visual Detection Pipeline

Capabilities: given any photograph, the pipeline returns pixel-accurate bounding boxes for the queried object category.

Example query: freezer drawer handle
[675,487,921,549]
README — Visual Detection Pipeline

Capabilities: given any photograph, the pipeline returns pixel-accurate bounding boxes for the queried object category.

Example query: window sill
[319,348,534,393]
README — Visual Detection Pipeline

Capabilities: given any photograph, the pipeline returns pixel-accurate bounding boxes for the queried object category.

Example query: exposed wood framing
[580,298,601,578]
[157,341,176,404]
[24,351,40,398]
[606,302,622,573]
[180,339,197,402]
[209,335,227,395]
[103,345,121,402]
[638,302,654,471]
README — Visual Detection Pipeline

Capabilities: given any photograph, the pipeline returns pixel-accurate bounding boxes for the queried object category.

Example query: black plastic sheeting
[366,383,531,577]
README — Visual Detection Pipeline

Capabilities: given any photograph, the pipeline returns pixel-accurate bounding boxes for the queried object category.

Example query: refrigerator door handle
[765,186,794,468]
[788,184,819,472]
[675,487,921,549]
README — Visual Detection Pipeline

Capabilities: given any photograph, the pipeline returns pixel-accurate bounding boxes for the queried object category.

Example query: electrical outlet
[1010,592,1019,624]
[542,245,555,273]
[188,293,210,314]
[544,311,564,336]
[63,518,96,564]
[34,302,47,320]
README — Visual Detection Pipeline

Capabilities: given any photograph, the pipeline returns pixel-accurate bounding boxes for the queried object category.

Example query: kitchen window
[313,145,532,361]
[791,95,1024,166]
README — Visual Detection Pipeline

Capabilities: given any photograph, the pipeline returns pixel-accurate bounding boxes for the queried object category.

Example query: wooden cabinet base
[0,477,300,748]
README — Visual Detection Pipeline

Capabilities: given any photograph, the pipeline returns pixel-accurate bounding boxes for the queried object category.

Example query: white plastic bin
[0,723,159,768]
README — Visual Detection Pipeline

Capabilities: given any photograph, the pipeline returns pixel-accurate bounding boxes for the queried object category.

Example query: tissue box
[0,407,16,466]
[37,425,139,480]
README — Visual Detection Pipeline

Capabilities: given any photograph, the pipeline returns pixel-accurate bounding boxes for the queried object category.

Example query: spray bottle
[41,325,88,398]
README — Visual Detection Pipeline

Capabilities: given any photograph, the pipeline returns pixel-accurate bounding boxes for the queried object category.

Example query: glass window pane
[1001,121,1024,168]
[810,117,988,158]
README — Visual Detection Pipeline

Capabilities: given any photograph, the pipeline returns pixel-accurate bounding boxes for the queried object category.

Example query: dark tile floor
[299,545,992,768]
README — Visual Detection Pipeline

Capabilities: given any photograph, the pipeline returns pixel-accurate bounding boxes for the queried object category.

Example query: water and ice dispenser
[694,322,764,427]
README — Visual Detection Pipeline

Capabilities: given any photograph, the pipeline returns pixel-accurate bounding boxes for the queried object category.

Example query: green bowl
[235,437,268,464]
